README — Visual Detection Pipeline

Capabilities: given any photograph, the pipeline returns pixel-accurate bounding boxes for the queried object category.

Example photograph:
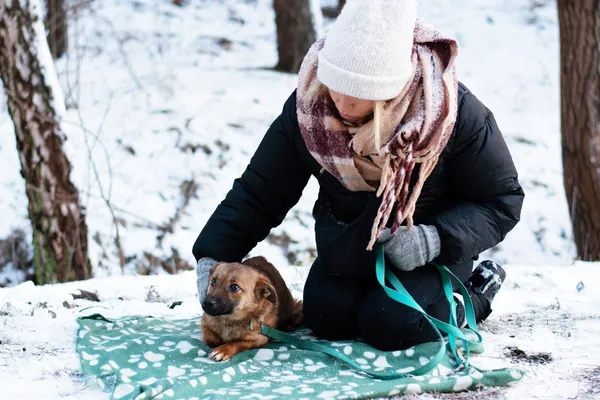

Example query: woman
[193,0,524,351]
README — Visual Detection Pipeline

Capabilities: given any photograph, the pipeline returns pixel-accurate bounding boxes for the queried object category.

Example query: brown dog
[200,256,303,361]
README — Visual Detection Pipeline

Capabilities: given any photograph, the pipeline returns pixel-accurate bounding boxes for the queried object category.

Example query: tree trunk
[0,0,90,283]
[44,0,67,59]
[557,0,600,261]
[274,0,319,73]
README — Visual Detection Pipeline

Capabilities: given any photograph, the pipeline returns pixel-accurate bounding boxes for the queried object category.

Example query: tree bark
[44,0,67,59]
[557,0,600,260]
[274,0,319,73]
[0,0,90,283]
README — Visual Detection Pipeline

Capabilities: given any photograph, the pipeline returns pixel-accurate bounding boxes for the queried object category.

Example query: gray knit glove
[196,257,217,304]
[377,225,441,271]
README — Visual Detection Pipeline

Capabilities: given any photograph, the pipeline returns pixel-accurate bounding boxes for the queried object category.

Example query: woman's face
[328,88,374,124]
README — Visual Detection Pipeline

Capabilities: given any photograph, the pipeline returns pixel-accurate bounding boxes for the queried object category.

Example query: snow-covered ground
[1,0,598,398]
[1,262,599,399]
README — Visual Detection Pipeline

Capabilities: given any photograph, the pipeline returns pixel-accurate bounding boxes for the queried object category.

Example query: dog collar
[249,319,264,332]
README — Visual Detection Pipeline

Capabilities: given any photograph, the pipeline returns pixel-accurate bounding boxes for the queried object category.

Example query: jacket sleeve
[430,90,525,266]
[192,91,311,263]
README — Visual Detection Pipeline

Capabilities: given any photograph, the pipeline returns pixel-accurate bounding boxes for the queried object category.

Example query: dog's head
[201,259,277,320]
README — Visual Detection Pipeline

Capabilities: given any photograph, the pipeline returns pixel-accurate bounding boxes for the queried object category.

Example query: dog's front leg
[201,322,223,347]
[208,334,268,362]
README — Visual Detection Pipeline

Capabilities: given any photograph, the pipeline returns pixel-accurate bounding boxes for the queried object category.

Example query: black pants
[303,258,492,351]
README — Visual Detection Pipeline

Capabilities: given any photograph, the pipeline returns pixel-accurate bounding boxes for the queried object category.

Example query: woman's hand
[197,257,217,304]
[377,225,441,271]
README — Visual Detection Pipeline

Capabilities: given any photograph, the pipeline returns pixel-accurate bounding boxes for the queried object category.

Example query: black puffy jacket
[192,83,524,277]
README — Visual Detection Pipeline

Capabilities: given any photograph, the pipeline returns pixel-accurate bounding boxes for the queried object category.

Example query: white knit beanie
[317,0,418,101]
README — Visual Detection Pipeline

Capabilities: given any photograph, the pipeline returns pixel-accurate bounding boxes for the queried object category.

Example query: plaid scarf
[296,18,459,250]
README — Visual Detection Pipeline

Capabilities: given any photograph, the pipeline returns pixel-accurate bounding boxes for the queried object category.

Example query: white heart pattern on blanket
[143,351,165,362]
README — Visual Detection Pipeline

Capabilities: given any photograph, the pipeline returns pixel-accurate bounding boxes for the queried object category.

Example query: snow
[1,262,599,399]
[29,0,67,119]
[310,0,326,39]
[0,262,26,287]
[0,0,598,398]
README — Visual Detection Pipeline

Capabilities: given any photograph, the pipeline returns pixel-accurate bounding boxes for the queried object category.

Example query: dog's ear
[242,256,269,268]
[254,278,277,304]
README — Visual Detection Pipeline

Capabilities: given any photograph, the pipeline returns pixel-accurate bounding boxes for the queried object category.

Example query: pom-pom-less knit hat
[317,0,418,101]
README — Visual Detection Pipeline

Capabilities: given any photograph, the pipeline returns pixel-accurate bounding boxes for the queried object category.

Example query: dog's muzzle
[202,297,233,316]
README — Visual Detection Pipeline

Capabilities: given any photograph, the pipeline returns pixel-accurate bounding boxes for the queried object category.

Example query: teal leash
[249,244,482,379]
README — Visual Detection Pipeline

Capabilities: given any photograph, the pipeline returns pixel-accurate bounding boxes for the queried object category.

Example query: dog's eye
[229,284,240,293]
[211,277,216,286]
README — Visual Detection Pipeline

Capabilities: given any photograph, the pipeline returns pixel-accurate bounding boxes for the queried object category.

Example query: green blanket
[76,314,524,399]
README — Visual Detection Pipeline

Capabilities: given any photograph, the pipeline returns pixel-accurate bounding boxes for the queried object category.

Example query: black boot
[454,261,506,325]
[465,260,506,304]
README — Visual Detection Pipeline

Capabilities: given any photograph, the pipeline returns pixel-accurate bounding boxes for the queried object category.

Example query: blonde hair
[306,80,329,100]
[373,100,385,153]
[308,81,388,154]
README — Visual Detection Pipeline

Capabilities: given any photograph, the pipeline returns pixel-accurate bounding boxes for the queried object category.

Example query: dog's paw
[208,344,238,362]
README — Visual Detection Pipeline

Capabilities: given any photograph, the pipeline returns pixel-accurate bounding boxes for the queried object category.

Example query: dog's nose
[202,297,217,311]
[202,297,232,316]
[205,297,216,307]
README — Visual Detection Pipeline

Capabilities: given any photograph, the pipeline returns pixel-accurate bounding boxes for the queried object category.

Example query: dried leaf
[71,289,100,302]
[169,301,183,309]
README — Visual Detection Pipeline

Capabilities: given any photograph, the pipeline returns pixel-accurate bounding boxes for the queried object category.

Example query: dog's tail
[282,299,304,331]
[291,299,304,327]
